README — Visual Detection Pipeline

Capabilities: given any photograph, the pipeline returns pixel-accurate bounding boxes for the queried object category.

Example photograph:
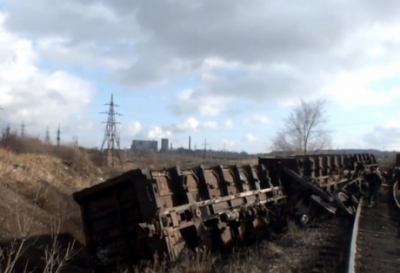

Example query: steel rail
[346,196,363,273]
[393,181,400,209]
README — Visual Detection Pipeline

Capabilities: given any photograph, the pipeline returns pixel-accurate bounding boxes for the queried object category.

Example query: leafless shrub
[0,195,79,273]
[42,218,78,273]
[0,202,35,273]
[0,133,45,155]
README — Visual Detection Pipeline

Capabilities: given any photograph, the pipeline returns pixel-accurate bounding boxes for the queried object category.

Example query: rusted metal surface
[396,153,400,167]
[72,153,377,272]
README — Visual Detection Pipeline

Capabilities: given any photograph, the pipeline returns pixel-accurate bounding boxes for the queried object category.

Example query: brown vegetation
[0,134,104,272]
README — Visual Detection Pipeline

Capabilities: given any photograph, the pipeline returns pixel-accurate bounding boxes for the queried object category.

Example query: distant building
[161,138,169,152]
[131,140,158,153]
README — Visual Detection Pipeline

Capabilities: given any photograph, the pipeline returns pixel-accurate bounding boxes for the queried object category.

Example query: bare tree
[271,99,331,155]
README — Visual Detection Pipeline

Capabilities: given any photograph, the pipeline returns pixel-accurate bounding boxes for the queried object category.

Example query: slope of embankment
[0,135,109,272]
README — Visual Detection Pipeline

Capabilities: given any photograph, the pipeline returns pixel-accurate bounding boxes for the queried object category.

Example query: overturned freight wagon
[72,153,377,272]
[72,164,287,271]
[265,153,378,224]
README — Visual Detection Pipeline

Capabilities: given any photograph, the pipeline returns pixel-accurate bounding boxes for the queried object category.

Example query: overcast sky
[1,0,400,153]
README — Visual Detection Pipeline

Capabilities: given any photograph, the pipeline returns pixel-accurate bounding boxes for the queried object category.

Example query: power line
[100,94,123,167]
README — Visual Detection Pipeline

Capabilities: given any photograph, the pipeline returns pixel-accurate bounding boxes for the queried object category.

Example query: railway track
[295,183,400,273]
[347,186,400,273]
[294,213,354,273]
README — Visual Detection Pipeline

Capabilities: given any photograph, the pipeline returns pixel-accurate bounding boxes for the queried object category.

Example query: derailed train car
[273,153,376,223]
[392,153,400,209]
[72,153,377,272]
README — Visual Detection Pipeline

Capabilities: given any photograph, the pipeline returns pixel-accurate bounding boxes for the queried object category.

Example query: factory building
[161,138,169,152]
[131,140,158,153]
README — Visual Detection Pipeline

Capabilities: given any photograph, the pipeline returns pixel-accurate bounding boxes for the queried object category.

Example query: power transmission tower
[0,107,5,138]
[72,136,79,151]
[45,126,51,144]
[56,124,61,147]
[100,94,122,167]
[20,121,25,137]
[203,138,209,159]
[5,123,10,137]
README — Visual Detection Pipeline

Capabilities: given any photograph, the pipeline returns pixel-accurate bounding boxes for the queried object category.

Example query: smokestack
[189,136,191,150]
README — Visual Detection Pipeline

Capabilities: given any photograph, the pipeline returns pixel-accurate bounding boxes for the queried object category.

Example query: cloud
[203,121,218,129]
[3,0,139,71]
[224,119,233,128]
[149,117,220,136]
[252,114,269,125]
[169,89,232,116]
[3,0,400,116]
[363,126,400,150]
[176,117,200,132]
[362,119,400,150]
[124,121,142,136]
[222,139,235,149]
[245,133,258,142]
[4,1,400,152]
[0,13,95,138]
[147,126,172,140]
[324,63,400,107]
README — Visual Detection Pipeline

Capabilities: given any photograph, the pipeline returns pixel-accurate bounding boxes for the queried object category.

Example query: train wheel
[393,181,400,209]
[310,195,337,214]
[293,198,311,226]
[334,190,355,215]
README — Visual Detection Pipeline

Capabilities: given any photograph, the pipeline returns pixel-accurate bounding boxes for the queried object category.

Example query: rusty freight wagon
[72,153,377,272]
[269,153,378,223]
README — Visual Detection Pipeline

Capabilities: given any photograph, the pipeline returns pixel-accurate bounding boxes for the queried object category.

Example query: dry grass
[0,134,109,244]
[0,201,86,273]
[124,153,258,170]
[1,149,83,189]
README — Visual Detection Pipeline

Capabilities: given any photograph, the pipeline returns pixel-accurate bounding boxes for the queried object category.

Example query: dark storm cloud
[3,0,400,114]
[2,0,140,41]
[115,0,400,97]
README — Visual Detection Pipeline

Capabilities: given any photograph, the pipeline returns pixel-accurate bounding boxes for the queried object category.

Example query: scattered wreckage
[72,153,377,272]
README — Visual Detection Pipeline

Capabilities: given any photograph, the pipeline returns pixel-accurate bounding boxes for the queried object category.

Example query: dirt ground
[355,187,400,273]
